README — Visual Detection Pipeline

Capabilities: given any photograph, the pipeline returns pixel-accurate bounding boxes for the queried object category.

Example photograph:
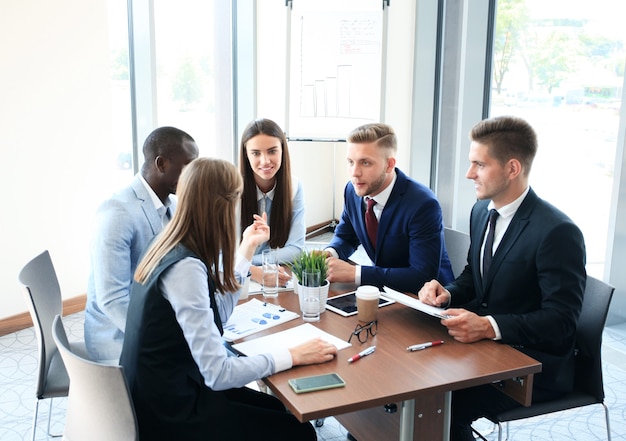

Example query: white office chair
[52,315,139,441]
[18,250,69,440]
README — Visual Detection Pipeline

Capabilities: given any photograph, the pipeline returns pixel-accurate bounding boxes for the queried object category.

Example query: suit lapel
[482,190,537,293]
[131,176,162,235]
[376,169,407,253]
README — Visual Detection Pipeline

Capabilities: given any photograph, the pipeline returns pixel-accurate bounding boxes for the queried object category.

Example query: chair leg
[46,397,63,438]
[31,399,40,441]
[47,398,53,436]
[602,402,612,441]
[496,421,507,441]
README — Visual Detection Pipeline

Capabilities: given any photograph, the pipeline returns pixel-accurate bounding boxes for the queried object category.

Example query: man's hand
[326,257,356,283]
[418,279,450,307]
[440,309,495,343]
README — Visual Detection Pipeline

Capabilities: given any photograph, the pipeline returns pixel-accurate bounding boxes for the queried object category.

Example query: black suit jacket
[447,188,586,398]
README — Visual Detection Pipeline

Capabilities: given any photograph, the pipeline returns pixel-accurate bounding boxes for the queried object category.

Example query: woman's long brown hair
[239,118,293,248]
[135,158,243,294]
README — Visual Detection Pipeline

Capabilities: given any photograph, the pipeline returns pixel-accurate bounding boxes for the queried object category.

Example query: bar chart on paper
[287,0,384,140]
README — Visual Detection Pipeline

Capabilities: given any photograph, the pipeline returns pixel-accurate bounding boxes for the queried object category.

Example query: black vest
[120,245,226,440]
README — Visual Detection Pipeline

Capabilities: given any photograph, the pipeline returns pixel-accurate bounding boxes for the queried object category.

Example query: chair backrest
[52,315,139,441]
[444,227,471,278]
[574,275,615,400]
[18,250,67,396]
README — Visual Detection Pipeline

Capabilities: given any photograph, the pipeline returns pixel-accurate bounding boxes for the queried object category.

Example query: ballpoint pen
[348,345,376,363]
[406,340,444,352]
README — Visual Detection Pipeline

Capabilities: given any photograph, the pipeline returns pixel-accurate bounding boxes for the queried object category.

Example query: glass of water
[300,270,321,322]
[262,249,279,298]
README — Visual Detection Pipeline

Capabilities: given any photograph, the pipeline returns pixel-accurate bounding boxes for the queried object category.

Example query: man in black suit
[418,115,586,440]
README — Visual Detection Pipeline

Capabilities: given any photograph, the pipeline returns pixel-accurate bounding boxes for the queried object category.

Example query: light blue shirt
[161,254,292,390]
[251,177,306,265]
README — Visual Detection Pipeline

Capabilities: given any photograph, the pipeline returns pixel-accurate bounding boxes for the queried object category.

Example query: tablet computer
[325,291,395,317]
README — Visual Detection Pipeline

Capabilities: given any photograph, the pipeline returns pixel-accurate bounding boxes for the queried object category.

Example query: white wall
[1,0,112,318]
[0,0,419,320]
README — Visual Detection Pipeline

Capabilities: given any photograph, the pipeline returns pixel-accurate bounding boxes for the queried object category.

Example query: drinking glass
[262,249,279,298]
[300,270,321,322]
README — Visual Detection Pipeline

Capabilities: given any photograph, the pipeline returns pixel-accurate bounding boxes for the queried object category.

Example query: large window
[107,0,134,189]
[153,0,220,158]
[489,0,625,276]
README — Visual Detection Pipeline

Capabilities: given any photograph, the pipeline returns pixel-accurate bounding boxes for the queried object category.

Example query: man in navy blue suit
[418,116,586,440]
[326,122,453,293]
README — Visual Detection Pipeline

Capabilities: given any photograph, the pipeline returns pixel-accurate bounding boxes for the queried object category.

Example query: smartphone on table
[288,373,346,394]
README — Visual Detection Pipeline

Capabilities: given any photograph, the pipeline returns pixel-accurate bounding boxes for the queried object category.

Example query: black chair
[443,227,470,278]
[478,275,614,441]
[18,250,69,440]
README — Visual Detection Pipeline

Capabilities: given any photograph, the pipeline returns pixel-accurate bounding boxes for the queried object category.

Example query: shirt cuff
[486,315,502,340]
[355,265,361,286]
[271,348,293,372]
[325,247,339,258]
[235,251,252,284]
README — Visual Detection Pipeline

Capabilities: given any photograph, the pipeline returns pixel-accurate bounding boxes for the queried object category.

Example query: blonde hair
[135,158,243,293]
[347,123,398,157]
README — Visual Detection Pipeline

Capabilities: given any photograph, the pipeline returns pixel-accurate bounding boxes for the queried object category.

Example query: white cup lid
[356,285,380,299]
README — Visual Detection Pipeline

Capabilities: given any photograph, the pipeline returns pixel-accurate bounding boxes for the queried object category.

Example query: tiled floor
[2,314,626,440]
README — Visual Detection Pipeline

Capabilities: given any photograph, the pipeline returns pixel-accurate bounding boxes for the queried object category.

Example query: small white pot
[296,280,329,313]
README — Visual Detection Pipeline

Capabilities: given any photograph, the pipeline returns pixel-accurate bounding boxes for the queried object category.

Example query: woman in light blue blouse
[239,118,306,286]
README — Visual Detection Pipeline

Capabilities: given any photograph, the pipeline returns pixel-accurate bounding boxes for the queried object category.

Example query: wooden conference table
[238,284,541,441]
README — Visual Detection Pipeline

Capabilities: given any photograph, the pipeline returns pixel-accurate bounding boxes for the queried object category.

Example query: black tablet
[325,291,395,317]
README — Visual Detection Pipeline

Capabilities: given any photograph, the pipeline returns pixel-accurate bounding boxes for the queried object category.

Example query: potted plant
[290,250,329,313]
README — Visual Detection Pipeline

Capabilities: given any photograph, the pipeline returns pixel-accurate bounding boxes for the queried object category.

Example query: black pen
[406,340,444,352]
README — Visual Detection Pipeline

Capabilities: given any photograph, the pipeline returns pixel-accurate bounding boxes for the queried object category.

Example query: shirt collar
[138,174,172,211]
[366,170,397,208]
[256,183,277,202]
[487,186,529,220]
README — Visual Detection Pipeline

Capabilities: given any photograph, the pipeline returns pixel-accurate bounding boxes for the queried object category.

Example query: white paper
[382,286,451,319]
[231,323,352,356]
[247,279,294,295]
[222,298,299,342]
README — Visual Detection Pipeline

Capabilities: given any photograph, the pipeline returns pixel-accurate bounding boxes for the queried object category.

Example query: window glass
[490,0,625,276]
[153,0,217,158]
[107,0,133,187]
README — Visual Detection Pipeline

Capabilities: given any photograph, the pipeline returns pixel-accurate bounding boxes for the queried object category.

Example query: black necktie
[482,209,499,279]
[365,197,378,248]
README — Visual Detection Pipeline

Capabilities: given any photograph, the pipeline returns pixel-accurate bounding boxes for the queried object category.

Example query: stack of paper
[231,323,352,356]
[247,279,294,295]
[382,286,451,319]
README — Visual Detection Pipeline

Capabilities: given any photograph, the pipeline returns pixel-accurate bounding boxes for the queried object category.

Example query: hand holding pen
[406,340,444,352]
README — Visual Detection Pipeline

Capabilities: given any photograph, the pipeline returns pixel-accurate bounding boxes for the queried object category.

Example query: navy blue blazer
[447,188,586,398]
[328,168,453,294]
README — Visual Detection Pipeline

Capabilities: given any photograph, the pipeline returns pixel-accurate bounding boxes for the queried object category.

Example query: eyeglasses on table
[348,320,378,344]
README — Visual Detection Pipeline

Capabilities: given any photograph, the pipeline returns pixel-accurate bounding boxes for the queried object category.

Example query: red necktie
[365,197,378,248]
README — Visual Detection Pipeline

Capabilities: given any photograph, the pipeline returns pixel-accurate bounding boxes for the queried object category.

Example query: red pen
[348,345,376,363]
[406,340,444,352]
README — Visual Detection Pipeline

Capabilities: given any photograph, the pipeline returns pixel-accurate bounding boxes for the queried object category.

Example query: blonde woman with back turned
[120,158,337,441]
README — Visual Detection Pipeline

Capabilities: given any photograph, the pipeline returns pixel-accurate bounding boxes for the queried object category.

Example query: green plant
[290,250,328,285]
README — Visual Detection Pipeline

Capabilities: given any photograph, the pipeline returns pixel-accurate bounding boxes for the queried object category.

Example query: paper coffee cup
[356,285,380,322]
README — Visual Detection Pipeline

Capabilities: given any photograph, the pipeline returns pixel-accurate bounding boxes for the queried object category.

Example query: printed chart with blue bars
[223,298,299,342]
